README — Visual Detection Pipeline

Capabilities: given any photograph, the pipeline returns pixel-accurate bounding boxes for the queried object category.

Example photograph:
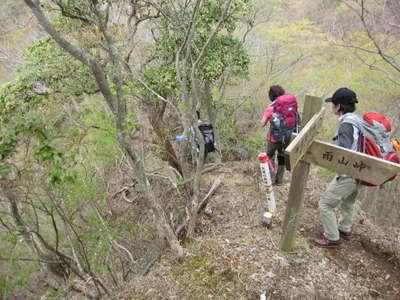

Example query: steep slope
[115,161,399,299]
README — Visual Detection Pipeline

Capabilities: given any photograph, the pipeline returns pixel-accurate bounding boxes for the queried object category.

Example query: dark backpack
[195,111,216,155]
[198,122,216,154]
[344,112,400,186]
[270,94,299,144]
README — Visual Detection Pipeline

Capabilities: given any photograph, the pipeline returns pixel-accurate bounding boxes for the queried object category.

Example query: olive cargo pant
[319,176,361,241]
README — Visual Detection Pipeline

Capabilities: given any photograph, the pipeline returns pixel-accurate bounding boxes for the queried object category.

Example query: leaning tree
[0,0,251,296]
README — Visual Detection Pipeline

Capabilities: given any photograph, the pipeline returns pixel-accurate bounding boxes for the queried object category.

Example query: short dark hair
[268,85,285,101]
[339,103,356,114]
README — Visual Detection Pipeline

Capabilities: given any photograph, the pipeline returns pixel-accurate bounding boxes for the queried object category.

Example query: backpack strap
[338,114,363,151]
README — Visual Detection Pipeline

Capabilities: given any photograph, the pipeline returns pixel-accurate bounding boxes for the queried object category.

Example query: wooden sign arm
[301,138,400,186]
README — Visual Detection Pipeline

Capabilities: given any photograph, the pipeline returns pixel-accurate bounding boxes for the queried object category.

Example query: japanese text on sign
[322,151,371,172]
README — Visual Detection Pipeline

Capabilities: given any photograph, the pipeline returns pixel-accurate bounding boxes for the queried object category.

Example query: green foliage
[313,165,336,179]
[1,37,95,120]
[0,164,12,180]
[214,102,239,146]
[243,0,400,149]
[214,100,263,155]
[200,35,250,82]
[0,36,99,184]
[0,233,37,295]
[21,37,96,96]
[0,111,76,184]
[140,66,178,97]
[2,0,400,298]
[141,0,251,100]
[247,129,265,153]
[80,214,113,273]
[44,0,99,25]
[194,0,252,36]
[177,178,193,186]
[79,100,120,161]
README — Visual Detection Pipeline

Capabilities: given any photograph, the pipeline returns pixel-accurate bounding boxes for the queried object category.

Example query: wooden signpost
[279,96,322,251]
[285,107,325,171]
[279,95,400,251]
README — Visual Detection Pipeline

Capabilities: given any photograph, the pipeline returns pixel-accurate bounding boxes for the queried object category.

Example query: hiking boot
[314,233,342,248]
[339,230,352,240]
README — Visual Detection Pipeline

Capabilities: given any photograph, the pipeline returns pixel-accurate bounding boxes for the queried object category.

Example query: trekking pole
[258,153,276,229]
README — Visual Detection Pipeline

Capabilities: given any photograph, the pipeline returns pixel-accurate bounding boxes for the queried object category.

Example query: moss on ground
[170,252,239,299]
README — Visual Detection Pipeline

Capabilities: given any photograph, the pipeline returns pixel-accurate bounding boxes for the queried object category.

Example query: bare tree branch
[340,0,400,73]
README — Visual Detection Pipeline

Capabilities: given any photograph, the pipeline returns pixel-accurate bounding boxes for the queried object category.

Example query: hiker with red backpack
[260,85,300,185]
[314,87,399,248]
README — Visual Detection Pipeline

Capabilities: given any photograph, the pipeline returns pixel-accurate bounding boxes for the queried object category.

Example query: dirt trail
[118,161,400,300]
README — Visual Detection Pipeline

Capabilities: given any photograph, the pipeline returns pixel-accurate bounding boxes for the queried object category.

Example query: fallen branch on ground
[175,178,222,239]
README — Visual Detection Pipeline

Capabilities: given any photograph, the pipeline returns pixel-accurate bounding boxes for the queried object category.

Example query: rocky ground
[114,161,400,300]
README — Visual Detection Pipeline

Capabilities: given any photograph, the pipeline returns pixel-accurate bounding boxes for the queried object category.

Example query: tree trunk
[147,102,183,175]
[117,134,184,256]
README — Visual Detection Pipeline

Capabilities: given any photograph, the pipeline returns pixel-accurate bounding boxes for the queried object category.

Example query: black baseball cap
[325,87,358,105]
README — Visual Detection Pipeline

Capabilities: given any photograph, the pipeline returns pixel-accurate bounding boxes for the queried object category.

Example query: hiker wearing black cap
[314,87,362,248]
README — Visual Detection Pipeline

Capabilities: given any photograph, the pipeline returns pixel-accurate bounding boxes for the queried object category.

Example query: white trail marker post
[258,153,276,228]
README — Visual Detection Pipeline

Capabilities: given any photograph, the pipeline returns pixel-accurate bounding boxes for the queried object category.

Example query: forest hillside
[114,163,400,299]
[0,0,399,299]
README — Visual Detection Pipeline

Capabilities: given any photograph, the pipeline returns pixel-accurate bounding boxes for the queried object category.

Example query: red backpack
[350,112,400,186]
[270,94,299,144]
